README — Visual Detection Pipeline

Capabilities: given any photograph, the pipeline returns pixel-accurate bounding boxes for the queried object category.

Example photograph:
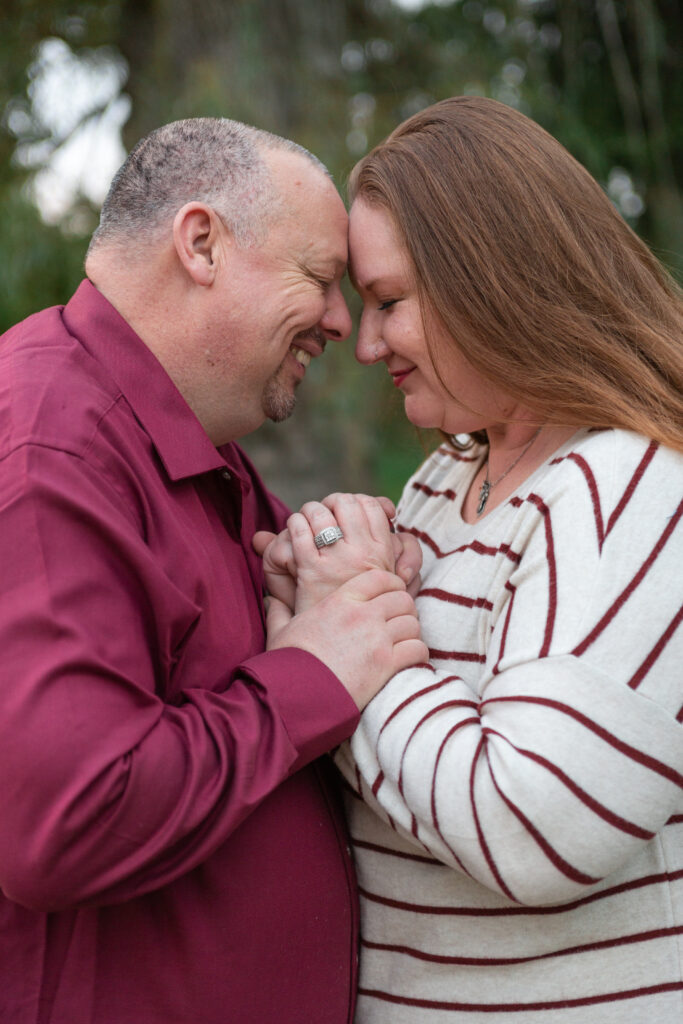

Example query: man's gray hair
[88,117,329,253]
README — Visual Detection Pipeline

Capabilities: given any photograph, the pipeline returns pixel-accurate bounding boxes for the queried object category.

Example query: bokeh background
[2,0,681,506]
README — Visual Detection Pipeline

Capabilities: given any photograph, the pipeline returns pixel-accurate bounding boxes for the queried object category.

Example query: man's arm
[0,448,425,911]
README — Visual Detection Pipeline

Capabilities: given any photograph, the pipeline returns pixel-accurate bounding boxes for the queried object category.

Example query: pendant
[477,480,490,516]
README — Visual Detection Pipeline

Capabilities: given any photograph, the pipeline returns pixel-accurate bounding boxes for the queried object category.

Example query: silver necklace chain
[476,426,543,516]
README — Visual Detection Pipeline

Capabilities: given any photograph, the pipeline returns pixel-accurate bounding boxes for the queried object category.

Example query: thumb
[253,530,276,556]
[264,594,293,643]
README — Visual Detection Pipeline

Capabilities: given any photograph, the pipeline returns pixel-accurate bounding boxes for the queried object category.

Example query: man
[0,119,426,1024]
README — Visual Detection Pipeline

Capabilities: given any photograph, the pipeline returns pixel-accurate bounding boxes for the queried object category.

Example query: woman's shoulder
[545,427,682,500]
[520,428,682,564]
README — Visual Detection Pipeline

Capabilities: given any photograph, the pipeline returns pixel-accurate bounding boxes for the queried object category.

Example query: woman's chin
[403,398,439,431]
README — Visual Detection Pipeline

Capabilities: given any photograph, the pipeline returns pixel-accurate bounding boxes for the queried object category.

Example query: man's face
[204,151,351,442]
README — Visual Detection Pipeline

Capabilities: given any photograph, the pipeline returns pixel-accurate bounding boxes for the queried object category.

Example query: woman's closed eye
[378,299,398,311]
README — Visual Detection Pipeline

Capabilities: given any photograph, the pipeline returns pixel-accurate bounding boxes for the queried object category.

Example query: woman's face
[349,199,514,435]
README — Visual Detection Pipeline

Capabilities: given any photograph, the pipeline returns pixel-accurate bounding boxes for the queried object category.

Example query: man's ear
[172,202,226,286]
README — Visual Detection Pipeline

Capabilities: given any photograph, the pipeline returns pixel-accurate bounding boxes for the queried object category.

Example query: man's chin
[262,382,297,423]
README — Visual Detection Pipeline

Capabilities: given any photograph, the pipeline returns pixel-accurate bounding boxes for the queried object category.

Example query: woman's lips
[391,367,415,387]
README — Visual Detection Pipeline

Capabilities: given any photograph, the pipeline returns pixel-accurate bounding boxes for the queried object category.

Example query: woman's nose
[355,318,390,365]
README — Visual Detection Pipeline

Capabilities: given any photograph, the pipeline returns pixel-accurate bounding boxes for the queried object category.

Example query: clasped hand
[253,493,422,612]
[252,493,427,709]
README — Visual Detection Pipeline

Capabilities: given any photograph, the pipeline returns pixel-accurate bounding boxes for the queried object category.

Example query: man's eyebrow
[303,256,348,277]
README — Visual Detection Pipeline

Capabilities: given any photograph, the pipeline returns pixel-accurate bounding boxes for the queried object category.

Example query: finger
[266,530,297,577]
[372,588,418,621]
[394,531,423,586]
[252,530,277,556]
[297,500,338,537]
[319,492,345,513]
[340,568,406,602]
[386,609,422,638]
[390,637,431,674]
[264,595,294,645]
[322,492,396,525]
[326,492,373,543]
[264,573,296,611]
[287,511,325,563]
[375,495,397,522]
[406,572,422,601]
[355,494,395,549]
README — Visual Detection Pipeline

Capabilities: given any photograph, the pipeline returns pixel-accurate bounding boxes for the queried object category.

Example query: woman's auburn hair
[348,96,683,452]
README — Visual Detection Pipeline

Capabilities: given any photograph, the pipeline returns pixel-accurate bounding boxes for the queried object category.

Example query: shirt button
[220,469,231,481]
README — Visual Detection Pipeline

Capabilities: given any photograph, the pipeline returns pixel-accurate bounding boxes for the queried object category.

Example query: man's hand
[253,528,297,609]
[266,569,428,709]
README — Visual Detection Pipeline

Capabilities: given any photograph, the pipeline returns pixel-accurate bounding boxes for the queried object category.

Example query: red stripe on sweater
[509,493,557,655]
[418,587,494,611]
[470,736,519,901]
[482,726,655,840]
[573,497,683,656]
[398,701,478,802]
[437,445,480,462]
[605,440,658,539]
[429,648,486,663]
[411,482,457,501]
[482,695,683,788]
[430,716,482,878]
[351,837,441,865]
[357,868,683,915]
[552,452,605,549]
[492,580,516,675]
[398,525,521,564]
[397,701,480,850]
[628,603,683,689]
[361,924,683,966]
[377,676,469,739]
[531,494,557,655]
[358,981,683,1012]
[483,741,601,885]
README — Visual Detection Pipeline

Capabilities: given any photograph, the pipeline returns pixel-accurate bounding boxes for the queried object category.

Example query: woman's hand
[253,493,423,613]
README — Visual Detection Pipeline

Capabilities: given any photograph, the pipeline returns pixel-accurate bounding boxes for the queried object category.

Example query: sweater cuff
[238,648,360,772]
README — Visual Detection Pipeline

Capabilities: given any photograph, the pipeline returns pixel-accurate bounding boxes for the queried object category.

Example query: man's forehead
[265,146,328,190]
[263,153,347,264]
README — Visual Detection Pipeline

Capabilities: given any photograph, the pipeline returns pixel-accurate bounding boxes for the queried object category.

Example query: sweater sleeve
[336,433,683,905]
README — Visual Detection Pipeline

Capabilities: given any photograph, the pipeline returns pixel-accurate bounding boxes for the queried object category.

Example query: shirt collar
[62,280,229,481]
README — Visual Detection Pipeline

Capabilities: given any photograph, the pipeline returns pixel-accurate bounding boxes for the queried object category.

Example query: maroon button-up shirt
[0,281,360,1023]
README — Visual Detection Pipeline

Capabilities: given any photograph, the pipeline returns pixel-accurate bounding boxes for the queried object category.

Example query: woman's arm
[337,436,683,905]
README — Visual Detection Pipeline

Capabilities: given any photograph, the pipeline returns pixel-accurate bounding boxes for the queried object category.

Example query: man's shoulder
[0,302,124,461]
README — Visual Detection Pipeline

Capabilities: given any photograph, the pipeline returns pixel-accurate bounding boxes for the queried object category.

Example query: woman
[261,96,683,1022]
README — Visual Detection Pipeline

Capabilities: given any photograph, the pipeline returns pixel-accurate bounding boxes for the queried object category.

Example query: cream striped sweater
[336,428,683,1023]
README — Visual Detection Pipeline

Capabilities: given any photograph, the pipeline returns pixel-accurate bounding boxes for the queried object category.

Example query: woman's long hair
[349,96,683,451]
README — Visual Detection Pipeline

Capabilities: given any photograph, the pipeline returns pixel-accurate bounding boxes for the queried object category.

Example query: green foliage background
[2,0,681,505]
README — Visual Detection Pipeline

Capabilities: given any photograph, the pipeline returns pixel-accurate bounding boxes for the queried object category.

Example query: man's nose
[320,282,352,343]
